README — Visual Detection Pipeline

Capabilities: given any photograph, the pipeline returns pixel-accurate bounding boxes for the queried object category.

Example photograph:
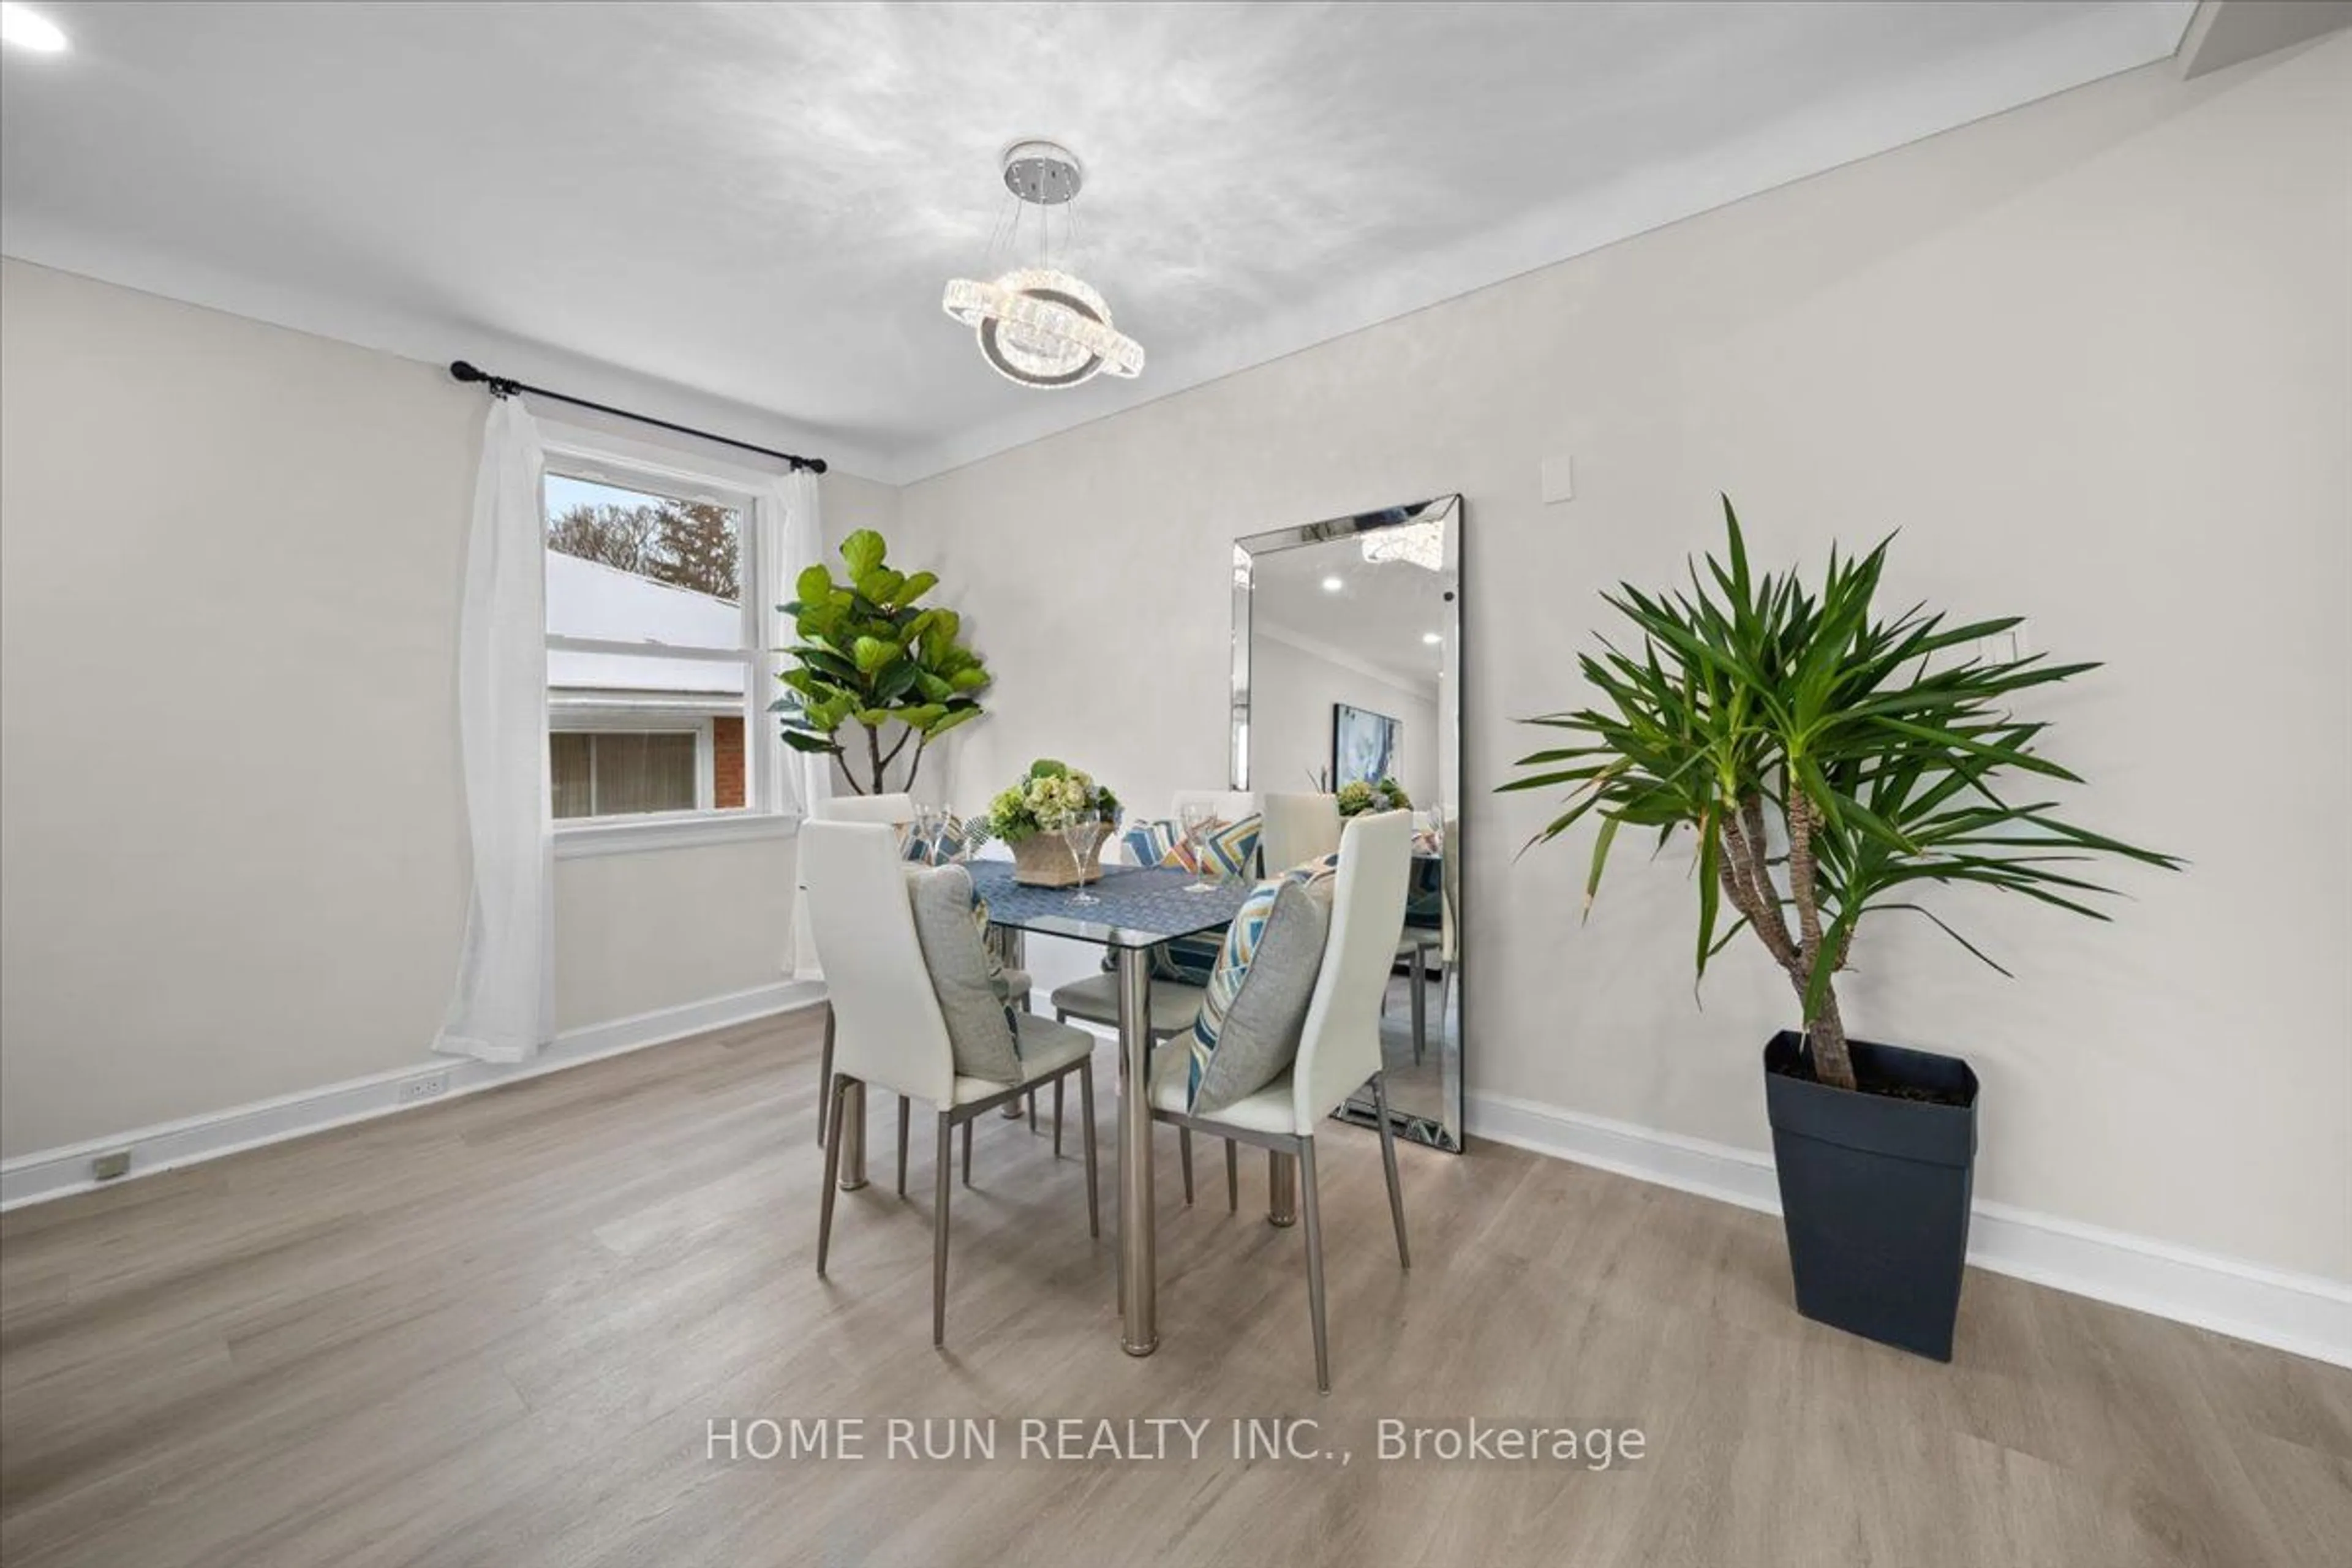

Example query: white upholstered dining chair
[801,821,1100,1346]
[1145,809,1414,1390]
[1259,791,1341,871]
[809,793,1032,1146]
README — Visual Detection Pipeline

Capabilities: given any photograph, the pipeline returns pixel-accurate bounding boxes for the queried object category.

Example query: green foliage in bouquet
[1337,778,1412,817]
[986,759,1123,843]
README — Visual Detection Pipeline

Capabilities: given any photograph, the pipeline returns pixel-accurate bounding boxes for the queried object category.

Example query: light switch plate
[1541,454,1575,504]
[1980,627,2030,664]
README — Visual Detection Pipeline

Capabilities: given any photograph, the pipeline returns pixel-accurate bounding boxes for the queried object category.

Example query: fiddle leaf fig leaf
[839,529,887,580]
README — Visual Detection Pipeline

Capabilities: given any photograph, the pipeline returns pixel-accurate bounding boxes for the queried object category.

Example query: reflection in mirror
[1232,497,1462,1151]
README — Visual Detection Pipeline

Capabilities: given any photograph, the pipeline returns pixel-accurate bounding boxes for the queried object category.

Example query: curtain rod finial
[451,361,519,398]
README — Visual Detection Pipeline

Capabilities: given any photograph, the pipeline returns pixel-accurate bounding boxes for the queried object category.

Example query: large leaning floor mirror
[1232,495,1463,1151]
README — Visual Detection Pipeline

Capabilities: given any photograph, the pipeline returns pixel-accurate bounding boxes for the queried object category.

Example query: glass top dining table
[832,858,1267,1359]
[982,859,1265,1358]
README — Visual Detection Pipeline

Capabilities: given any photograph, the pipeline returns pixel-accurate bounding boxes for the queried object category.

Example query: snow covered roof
[547,551,746,699]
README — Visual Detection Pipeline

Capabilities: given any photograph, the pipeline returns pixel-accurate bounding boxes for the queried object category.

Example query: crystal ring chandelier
[942,141,1144,389]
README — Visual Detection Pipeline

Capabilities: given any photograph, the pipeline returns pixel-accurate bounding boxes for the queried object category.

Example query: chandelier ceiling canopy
[941,141,1144,391]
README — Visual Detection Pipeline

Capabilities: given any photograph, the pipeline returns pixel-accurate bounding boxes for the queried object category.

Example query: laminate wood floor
[3,1006,2346,1567]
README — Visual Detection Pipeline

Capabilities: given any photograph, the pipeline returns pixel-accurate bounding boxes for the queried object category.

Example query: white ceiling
[0,1,2196,481]
[1254,526,1455,696]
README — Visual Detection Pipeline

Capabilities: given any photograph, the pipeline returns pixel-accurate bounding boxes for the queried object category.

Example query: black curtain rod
[448,360,826,474]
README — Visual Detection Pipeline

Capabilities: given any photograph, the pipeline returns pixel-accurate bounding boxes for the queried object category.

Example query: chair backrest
[1291,810,1414,1129]
[813,793,915,827]
[1261,792,1341,872]
[799,821,956,1105]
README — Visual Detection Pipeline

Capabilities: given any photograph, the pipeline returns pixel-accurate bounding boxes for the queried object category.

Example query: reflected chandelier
[942,141,1144,390]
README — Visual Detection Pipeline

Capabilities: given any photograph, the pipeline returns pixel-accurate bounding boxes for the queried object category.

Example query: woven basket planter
[1009,831,1108,887]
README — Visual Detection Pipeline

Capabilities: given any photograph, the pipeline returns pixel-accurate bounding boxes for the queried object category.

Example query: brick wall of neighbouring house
[714,716,745,809]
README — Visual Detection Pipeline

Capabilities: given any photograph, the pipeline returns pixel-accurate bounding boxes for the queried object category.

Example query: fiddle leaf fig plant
[772,528,990,794]
[1501,499,2179,1093]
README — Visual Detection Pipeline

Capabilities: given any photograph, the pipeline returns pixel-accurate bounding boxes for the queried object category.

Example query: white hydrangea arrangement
[987,758,1123,841]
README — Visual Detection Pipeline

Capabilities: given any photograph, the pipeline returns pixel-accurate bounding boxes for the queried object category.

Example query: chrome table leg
[1117,946,1157,1355]
[837,1080,867,1191]
[1267,1148,1297,1228]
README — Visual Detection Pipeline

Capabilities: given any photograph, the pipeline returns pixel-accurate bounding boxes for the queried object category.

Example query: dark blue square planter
[1763,1031,1979,1361]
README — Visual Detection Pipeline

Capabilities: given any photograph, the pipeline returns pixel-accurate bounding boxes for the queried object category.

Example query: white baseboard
[1467,1089,2352,1371]
[0,980,825,1212]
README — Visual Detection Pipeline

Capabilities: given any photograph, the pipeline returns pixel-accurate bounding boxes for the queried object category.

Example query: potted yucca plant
[1504,500,2177,1359]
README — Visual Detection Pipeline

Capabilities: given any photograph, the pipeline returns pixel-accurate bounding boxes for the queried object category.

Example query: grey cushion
[1188,878,1330,1116]
[1049,972,1204,1039]
[906,865,1023,1084]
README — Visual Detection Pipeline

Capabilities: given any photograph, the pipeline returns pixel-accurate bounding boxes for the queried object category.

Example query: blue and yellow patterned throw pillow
[1185,854,1339,1115]
[1121,815,1263,881]
[900,814,972,865]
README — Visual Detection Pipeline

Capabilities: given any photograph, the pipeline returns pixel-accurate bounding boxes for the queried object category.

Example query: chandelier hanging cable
[942,141,1144,389]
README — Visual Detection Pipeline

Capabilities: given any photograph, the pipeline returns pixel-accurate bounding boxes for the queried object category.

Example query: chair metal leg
[933,1114,954,1346]
[1179,1127,1195,1206]
[1053,1077,1065,1158]
[816,1005,836,1147]
[816,1074,849,1276]
[961,1117,973,1186]
[1297,1137,1330,1392]
[1029,1092,1038,1136]
[1225,1138,1239,1213]
[1373,1072,1411,1270]
[895,1095,911,1198]
[1079,1060,1100,1239]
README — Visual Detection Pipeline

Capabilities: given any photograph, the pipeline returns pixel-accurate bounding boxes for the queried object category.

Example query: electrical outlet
[91,1149,131,1182]
[400,1071,450,1104]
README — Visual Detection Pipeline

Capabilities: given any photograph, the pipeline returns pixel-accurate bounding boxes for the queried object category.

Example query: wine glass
[1061,808,1102,906]
[1178,802,1218,892]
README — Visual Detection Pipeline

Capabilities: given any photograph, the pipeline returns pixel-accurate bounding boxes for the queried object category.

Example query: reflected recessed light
[0,3,67,52]
[1321,576,1344,593]
[1422,632,1442,646]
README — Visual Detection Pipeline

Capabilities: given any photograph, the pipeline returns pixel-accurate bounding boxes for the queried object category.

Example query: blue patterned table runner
[965,860,1252,949]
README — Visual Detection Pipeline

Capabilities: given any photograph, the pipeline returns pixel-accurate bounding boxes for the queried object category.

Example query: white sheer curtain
[437,396,554,1063]
[759,468,832,979]
[756,467,829,818]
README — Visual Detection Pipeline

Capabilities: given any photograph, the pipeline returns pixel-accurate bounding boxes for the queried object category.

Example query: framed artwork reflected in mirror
[1332,703,1400,788]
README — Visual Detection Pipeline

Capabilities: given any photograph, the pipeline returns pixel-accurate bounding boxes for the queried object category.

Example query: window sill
[554,811,800,860]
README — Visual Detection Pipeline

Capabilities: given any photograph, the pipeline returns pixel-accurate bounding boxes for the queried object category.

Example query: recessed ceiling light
[0,3,68,53]
[1422,632,1443,645]
[1321,576,1344,593]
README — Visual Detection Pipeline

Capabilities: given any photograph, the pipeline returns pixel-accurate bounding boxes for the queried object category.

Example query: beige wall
[897,41,2352,1281]
[1251,631,1440,807]
[0,260,891,1156]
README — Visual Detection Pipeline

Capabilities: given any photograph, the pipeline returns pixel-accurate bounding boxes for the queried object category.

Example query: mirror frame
[1230,494,1464,1152]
